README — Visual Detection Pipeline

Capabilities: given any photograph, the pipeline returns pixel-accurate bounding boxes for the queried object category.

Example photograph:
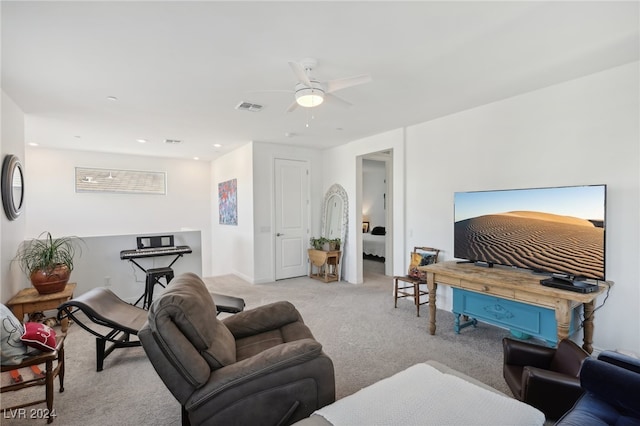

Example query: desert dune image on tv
[454,185,605,279]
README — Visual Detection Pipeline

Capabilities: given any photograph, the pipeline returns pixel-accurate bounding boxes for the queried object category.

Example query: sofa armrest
[503,338,555,369]
[188,338,323,409]
[580,357,640,418]
[223,301,303,338]
[597,350,640,373]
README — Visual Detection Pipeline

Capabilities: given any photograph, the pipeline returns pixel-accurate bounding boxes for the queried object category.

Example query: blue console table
[452,288,581,345]
[420,261,611,353]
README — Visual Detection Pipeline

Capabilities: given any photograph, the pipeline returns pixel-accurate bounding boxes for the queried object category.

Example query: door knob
[276,233,284,236]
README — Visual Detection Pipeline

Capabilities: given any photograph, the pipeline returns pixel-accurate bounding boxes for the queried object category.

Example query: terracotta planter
[30,264,70,294]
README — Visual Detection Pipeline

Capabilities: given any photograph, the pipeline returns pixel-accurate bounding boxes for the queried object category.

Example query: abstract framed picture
[218,178,237,225]
[75,167,166,194]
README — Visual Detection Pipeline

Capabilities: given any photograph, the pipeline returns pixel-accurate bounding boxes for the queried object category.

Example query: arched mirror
[1,155,24,221]
[322,184,348,276]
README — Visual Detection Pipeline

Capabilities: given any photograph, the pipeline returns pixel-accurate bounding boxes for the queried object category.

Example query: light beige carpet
[2,260,517,425]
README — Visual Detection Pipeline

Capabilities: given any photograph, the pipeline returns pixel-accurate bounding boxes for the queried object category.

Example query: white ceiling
[2,1,638,161]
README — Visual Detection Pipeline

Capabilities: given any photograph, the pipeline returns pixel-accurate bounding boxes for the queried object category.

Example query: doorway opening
[360,150,392,281]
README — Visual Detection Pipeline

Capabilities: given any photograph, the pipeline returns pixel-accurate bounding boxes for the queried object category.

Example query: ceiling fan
[285,58,372,112]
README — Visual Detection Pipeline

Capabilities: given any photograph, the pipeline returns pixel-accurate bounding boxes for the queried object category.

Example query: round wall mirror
[2,155,25,220]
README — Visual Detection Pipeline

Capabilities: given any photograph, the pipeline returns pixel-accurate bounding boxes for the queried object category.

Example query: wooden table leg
[582,300,596,354]
[11,305,25,323]
[60,316,69,333]
[427,272,437,335]
[554,300,571,345]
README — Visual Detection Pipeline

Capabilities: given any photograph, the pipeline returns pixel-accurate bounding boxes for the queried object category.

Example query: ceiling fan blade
[288,61,312,86]
[325,93,352,108]
[325,74,372,93]
[285,100,299,113]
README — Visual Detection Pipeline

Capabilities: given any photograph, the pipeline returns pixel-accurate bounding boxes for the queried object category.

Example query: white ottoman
[296,361,544,425]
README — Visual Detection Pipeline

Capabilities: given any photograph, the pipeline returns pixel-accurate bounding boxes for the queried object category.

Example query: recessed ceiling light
[193,157,199,161]
[136,139,147,144]
[213,144,222,148]
[106,96,118,101]
[28,142,39,147]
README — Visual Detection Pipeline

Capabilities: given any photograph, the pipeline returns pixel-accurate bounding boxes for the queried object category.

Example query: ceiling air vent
[235,101,264,112]
[164,139,182,144]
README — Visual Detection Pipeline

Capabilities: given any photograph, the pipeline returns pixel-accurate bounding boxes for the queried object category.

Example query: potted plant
[309,237,328,251]
[310,237,341,251]
[14,232,83,294]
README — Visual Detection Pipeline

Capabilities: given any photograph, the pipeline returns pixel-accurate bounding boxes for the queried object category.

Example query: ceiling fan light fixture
[296,89,324,108]
[295,82,325,108]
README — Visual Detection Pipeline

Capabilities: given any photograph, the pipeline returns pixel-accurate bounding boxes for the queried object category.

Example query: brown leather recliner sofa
[502,337,589,421]
[139,273,335,426]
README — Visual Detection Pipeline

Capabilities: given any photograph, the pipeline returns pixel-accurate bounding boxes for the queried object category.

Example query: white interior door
[275,158,309,280]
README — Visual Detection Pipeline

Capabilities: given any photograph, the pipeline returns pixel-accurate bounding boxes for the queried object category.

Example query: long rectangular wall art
[218,178,238,225]
[75,167,166,194]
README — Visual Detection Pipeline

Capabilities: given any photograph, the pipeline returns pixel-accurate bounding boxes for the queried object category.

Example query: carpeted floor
[1,260,517,425]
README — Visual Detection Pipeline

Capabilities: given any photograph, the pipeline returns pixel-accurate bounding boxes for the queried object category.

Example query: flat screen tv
[454,184,606,280]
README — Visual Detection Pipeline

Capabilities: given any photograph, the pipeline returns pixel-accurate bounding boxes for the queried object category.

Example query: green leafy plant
[309,237,341,251]
[15,232,83,275]
[309,237,328,250]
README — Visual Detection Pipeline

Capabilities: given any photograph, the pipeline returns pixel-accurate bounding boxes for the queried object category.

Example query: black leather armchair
[502,337,589,420]
[139,272,335,426]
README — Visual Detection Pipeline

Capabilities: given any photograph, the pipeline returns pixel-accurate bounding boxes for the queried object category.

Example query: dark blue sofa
[555,350,640,425]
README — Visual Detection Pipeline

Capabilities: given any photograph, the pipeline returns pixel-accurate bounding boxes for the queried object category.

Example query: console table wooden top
[419,262,611,353]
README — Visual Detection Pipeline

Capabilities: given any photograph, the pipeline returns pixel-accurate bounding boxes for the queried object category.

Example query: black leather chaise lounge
[58,286,245,371]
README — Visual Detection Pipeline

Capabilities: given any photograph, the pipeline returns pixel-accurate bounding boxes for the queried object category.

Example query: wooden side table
[6,283,77,332]
[308,249,341,283]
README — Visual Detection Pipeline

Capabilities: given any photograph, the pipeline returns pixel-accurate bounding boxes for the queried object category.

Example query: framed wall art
[218,178,237,225]
[75,167,166,194]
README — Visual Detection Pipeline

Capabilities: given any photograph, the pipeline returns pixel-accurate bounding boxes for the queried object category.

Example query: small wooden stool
[137,267,174,309]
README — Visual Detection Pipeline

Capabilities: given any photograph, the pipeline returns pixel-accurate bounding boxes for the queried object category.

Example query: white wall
[20,148,213,293]
[1,91,27,300]
[328,62,639,352]
[210,143,254,281]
